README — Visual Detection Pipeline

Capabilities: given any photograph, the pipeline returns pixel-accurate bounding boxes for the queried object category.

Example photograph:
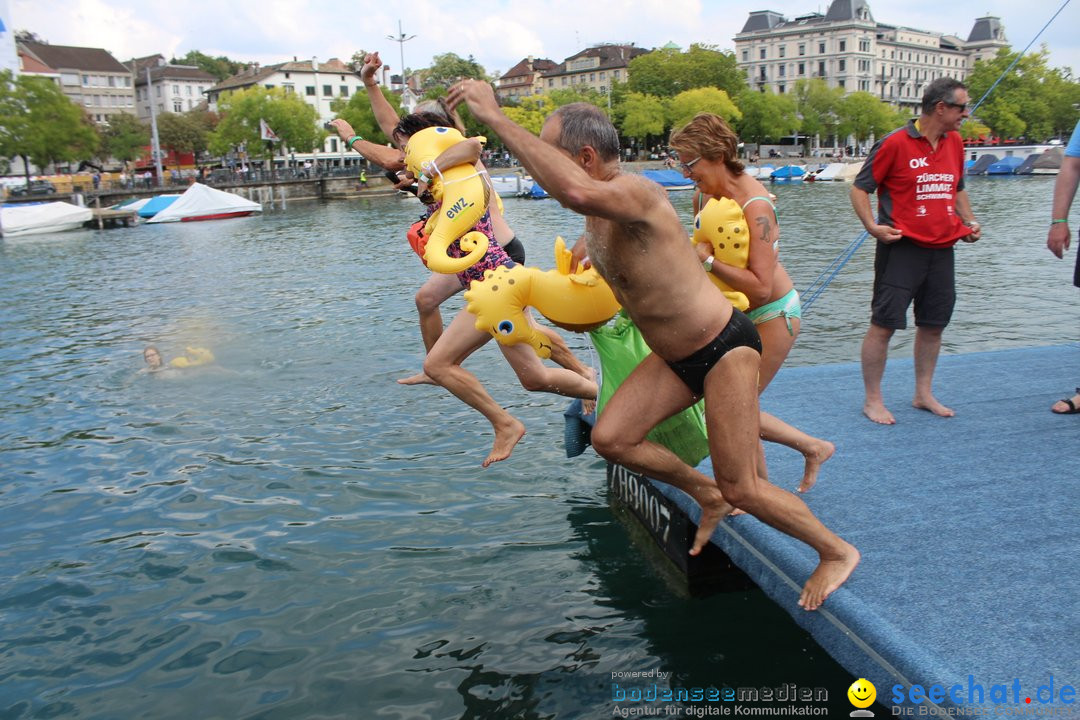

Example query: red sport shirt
[854,120,970,248]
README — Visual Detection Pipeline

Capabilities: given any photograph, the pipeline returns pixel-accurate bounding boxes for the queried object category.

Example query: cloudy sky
[10,0,1079,79]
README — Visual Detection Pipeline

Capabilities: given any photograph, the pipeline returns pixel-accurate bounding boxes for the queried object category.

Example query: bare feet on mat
[863,400,895,425]
[799,439,835,493]
[581,367,598,416]
[912,394,954,417]
[798,543,860,611]
[397,372,437,386]
[483,418,526,468]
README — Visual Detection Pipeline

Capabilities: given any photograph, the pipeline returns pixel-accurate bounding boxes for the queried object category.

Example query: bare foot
[912,395,954,417]
[863,400,895,425]
[798,439,835,493]
[482,418,526,468]
[581,367,598,416]
[798,543,860,611]
[689,487,736,556]
[397,372,437,386]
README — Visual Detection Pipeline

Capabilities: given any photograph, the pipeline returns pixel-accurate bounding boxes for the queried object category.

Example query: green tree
[792,79,844,151]
[330,86,403,145]
[836,91,897,148]
[733,90,799,145]
[627,44,745,98]
[965,47,1080,140]
[0,71,98,181]
[170,50,247,81]
[423,52,488,90]
[209,86,321,164]
[616,92,667,145]
[667,87,741,132]
[501,95,547,135]
[97,111,149,165]
[157,110,217,168]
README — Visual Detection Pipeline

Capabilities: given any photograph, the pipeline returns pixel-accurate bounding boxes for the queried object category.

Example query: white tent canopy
[146,183,262,223]
[1,202,92,238]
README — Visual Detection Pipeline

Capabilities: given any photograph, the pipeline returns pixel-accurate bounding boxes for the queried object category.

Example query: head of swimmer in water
[143,345,163,370]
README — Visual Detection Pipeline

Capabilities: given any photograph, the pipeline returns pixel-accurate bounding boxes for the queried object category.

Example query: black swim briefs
[665,310,762,397]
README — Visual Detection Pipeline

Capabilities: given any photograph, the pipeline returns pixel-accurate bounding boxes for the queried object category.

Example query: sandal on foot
[1051,388,1080,414]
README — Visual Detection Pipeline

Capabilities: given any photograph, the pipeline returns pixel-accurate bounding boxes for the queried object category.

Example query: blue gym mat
[644,343,1080,714]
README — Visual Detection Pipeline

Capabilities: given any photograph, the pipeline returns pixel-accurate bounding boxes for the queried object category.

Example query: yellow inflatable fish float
[403,126,490,275]
[464,237,621,359]
[169,346,215,368]
[692,197,750,312]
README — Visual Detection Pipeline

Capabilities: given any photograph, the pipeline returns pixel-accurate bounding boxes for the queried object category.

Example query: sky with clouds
[10,0,1079,80]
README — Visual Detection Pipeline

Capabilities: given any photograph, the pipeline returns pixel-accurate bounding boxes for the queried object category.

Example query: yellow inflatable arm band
[692,197,750,312]
[169,346,215,368]
[463,237,621,358]
[403,126,490,275]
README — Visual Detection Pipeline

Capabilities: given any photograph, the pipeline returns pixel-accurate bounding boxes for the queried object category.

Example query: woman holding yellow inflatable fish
[387,111,600,467]
[670,113,834,493]
[330,51,591,390]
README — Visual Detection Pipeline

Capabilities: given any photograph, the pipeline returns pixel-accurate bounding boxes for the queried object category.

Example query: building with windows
[733,0,1008,110]
[537,44,648,97]
[18,41,135,123]
[128,55,216,120]
[206,57,366,153]
[495,56,557,101]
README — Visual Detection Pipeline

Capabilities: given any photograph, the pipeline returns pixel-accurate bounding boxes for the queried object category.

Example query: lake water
[1,176,1076,719]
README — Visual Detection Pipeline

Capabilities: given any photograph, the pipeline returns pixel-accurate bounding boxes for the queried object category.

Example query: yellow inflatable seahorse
[169,346,215,368]
[463,237,621,359]
[692,197,750,311]
[402,126,490,275]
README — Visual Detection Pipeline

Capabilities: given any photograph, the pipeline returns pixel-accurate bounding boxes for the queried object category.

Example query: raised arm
[447,79,651,223]
[360,52,405,144]
[327,118,404,170]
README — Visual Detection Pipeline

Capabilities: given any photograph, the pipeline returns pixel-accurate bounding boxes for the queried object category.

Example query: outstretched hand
[447,79,500,125]
[328,118,355,142]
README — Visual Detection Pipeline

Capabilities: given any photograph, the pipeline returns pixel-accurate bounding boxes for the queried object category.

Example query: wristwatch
[702,255,715,273]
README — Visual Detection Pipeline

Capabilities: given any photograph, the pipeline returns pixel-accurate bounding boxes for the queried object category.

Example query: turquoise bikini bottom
[745,288,801,335]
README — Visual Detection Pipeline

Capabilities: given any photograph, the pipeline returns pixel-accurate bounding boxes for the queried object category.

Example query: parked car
[8,180,57,197]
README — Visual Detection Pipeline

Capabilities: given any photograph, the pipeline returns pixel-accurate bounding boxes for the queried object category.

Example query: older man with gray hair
[449,81,859,611]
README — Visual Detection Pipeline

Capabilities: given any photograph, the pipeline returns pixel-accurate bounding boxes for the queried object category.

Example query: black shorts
[665,310,762,397]
[502,236,526,265]
[871,238,955,330]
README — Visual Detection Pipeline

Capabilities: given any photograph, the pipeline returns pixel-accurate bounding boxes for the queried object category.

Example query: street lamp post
[386,20,416,96]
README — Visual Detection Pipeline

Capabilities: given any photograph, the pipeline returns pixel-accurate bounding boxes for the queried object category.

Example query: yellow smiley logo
[848,678,877,708]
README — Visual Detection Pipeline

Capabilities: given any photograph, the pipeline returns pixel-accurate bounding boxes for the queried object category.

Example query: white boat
[811,163,846,181]
[1,201,93,238]
[146,183,262,223]
[488,174,529,198]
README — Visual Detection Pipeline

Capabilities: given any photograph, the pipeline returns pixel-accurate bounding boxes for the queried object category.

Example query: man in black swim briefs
[451,82,859,612]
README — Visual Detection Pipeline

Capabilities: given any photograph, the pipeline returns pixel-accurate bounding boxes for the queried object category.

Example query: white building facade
[129,55,216,120]
[207,57,368,154]
[734,0,1008,111]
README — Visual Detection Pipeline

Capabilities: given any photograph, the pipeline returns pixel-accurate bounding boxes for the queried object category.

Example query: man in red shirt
[851,77,982,425]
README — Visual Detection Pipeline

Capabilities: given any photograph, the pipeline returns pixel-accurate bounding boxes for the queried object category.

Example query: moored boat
[1,201,93,238]
[146,183,262,223]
